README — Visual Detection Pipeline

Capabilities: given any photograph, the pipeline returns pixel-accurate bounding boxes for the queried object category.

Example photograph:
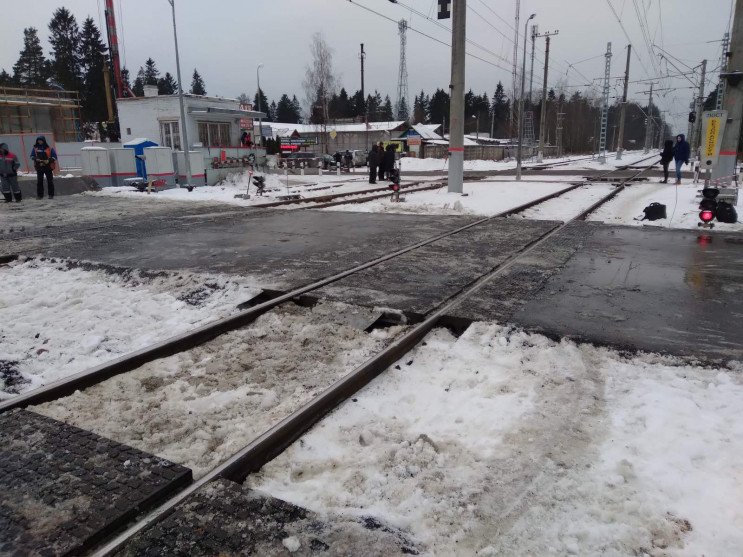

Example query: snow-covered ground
[0,258,261,398]
[249,323,743,556]
[400,150,652,173]
[34,302,404,478]
[84,171,434,208]
[589,181,743,231]
[323,180,574,216]
[511,183,616,221]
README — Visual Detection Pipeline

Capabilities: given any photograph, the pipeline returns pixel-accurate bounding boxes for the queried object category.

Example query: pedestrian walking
[368,144,379,184]
[659,139,674,183]
[30,136,57,199]
[0,143,21,203]
[344,150,353,169]
[672,134,690,185]
[377,142,386,181]
[384,144,396,181]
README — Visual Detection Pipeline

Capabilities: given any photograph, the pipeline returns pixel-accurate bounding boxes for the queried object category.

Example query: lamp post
[516,13,536,181]
[257,63,264,147]
[472,114,479,140]
[167,0,193,189]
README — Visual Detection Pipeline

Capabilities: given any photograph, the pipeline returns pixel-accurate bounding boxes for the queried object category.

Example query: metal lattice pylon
[598,42,612,163]
[523,110,535,147]
[716,32,730,110]
[396,19,409,121]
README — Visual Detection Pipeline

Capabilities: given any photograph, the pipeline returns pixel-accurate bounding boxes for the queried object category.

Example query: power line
[346,0,511,72]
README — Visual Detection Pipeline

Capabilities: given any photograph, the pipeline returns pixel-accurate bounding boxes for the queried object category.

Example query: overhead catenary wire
[345,0,512,72]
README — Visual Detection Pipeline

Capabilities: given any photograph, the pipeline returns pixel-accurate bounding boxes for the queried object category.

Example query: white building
[116,86,264,150]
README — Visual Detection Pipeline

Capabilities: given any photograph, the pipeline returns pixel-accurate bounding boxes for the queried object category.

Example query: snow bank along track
[1,164,654,555]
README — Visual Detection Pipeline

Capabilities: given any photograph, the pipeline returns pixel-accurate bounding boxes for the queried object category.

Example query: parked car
[351,150,368,167]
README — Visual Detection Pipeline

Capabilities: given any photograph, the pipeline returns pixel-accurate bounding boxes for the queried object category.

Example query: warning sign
[701,110,727,168]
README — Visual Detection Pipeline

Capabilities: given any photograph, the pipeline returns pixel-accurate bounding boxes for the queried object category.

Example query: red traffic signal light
[699,209,715,222]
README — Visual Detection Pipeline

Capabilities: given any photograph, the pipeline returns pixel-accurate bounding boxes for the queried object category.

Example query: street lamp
[516,13,536,181]
[472,114,479,140]
[166,0,193,190]
[257,63,264,147]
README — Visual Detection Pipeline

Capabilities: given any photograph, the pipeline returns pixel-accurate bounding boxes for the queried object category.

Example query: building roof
[411,123,443,140]
[260,121,407,138]
[116,93,241,103]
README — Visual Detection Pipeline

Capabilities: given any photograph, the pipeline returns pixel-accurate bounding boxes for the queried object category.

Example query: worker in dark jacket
[368,145,379,184]
[659,139,674,183]
[377,142,386,181]
[0,143,21,202]
[672,134,690,185]
[30,135,57,199]
[384,144,396,180]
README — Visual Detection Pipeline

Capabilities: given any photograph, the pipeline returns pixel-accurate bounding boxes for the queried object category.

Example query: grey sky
[0,0,735,132]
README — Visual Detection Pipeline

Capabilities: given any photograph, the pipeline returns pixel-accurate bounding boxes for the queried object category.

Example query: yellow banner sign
[704,117,721,159]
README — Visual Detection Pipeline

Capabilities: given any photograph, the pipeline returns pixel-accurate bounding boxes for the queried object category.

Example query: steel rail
[91,167,654,556]
[0,184,581,413]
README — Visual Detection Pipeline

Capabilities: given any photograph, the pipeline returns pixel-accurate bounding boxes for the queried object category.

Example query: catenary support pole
[447,0,466,194]
[644,83,654,154]
[616,44,631,160]
[718,0,743,180]
[168,0,192,189]
[537,32,557,162]
[361,43,368,151]
[516,13,536,180]
[528,24,538,104]
[691,59,707,156]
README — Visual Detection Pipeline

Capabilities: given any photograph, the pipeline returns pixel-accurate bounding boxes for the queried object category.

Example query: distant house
[259,121,409,153]
[116,85,264,153]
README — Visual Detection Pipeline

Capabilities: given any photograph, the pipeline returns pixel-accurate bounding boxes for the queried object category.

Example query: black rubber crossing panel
[118,479,421,556]
[0,409,192,556]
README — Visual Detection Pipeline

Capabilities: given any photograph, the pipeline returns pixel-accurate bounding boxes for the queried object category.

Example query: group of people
[333,150,354,169]
[368,142,396,184]
[659,133,690,185]
[0,135,57,203]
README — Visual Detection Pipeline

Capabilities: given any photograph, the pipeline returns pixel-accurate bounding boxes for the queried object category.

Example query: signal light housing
[699,209,715,223]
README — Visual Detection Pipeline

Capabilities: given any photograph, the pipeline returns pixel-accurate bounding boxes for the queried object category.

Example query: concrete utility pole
[616,44,631,160]
[536,31,558,162]
[510,0,520,138]
[167,0,192,189]
[360,43,368,150]
[528,24,538,103]
[717,0,743,181]
[716,32,730,110]
[447,0,466,194]
[516,13,537,181]
[256,63,264,147]
[691,59,707,156]
[644,83,654,154]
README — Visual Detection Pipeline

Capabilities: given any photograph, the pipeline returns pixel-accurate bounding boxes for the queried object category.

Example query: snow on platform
[0,258,261,398]
[399,150,651,173]
[249,323,743,556]
[322,180,572,216]
[589,181,743,231]
[84,172,430,208]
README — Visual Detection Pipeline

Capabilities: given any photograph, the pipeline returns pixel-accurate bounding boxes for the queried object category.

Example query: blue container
[123,138,158,179]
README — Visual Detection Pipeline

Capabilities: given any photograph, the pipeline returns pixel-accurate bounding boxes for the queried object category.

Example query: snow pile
[399,151,650,173]
[589,181,743,231]
[323,181,568,216]
[0,258,261,398]
[84,171,398,207]
[34,302,404,478]
[249,323,743,555]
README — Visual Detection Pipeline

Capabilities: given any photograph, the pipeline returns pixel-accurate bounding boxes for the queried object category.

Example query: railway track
[2,163,655,555]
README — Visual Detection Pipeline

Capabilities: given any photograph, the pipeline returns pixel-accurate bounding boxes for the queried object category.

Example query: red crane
[104,0,134,98]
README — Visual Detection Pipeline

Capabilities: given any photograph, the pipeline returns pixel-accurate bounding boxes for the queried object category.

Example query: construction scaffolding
[0,87,82,142]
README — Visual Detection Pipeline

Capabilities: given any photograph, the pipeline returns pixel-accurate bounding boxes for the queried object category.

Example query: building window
[160,121,181,150]
[197,122,231,147]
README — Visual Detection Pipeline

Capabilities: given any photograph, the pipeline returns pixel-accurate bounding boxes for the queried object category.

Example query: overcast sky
[0,0,735,132]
